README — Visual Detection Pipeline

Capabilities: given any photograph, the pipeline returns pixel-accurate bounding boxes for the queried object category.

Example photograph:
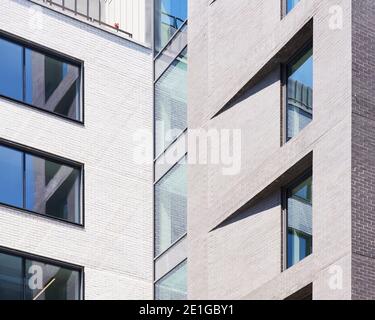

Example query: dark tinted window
[0,253,23,300]
[0,144,82,224]
[0,35,81,121]
[0,251,81,300]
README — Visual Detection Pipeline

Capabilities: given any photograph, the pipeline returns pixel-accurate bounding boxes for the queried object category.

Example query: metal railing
[34,0,133,38]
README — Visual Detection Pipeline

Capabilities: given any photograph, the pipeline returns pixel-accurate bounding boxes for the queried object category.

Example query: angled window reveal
[286,46,313,141]
[0,143,82,224]
[0,34,82,122]
[155,260,187,300]
[0,250,81,300]
[286,174,312,268]
[155,48,187,157]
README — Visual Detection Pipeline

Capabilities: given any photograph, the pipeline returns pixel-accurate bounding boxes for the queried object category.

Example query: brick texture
[352,0,375,300]
[0,0,153,300]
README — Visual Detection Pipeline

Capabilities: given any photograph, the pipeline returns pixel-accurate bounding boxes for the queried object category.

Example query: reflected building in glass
[153,0,188,300]
[0,0,153,300]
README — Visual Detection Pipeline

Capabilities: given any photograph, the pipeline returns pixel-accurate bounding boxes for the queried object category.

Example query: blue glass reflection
[1,36,81,121]
[287,176,312,268]
[287,48,313,141]
[0,146,23,208]
[0,38,23,100]
[155,0,187,53]
[287,0,301,14]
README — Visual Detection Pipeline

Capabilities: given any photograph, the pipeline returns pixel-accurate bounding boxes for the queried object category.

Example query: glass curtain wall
[155,48,187,157]
[155,158,187,256]
[154,0,187,54]
[155,261,187,300]
[153,0,188,300]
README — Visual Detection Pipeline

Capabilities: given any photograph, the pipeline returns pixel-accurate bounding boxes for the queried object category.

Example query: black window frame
[0,138,84,227]
[0,245,84,300]
[282,169,313,271]
[281,40,313,145]
[0,30,84,124]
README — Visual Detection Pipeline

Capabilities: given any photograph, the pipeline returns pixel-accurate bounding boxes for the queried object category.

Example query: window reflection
[25,260,80,300]
[286,0,301,14]
[155,261,187,300]
[0,251,81,300]
[25,154,81,223]
[154,0,187,54]
[286,47,313,141]
[0,253,23,300]
[287,175,312,268]
[0,35,81,121]
[155,158,187,256]
[155,48,187,156]
[0,38,23,100]
[0,144,82,224]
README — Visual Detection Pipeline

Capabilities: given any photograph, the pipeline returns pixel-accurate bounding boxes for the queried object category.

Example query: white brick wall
[0,0,153,299]
[188,0,352,300]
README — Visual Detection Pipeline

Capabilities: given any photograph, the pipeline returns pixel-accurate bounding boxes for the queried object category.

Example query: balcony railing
[31,0,133,38]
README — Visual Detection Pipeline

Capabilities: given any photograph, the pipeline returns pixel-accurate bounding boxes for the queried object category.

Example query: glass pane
[25,154,81,224]
[0,145,23,208]
[154,0,187,53]
[155,159,187,256]
[287,0,301,14]
[155,261,187,300]
[25,48,81,121]
[0,37,23,101]
[25,259,80,300]
[287,176,312,268]
[287,48,313,141]
[0,253,23,300]
[155,48,187,156]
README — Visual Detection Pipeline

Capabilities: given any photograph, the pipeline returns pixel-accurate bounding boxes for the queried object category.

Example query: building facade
[1,0,375,301]
[187,0,375,300]
[0,0,153,299]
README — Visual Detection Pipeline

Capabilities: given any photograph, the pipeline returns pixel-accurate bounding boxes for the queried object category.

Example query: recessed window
[0,250,81,300]
[0,35,82,122]
[286,173,312,268]
[154,0,187,54]
[155,260,187,300]
[0,144,82,224]
[285,45,313,142]
[155,48,187,157]
[285,0,301,15]
[155,158,187,256]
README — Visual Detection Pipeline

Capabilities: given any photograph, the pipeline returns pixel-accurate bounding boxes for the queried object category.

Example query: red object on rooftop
[114,23,120,30]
